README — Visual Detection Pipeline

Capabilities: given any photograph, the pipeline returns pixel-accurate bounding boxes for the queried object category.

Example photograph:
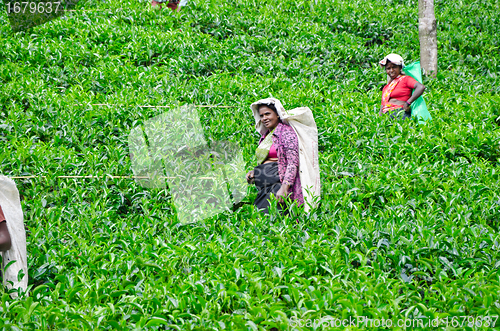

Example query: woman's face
[259,106,280,130]
[385,62,402,80]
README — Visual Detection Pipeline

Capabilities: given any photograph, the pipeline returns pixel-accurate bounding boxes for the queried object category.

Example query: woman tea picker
[379,54,426,120]
[246,98,321,214]
[151,0,188,10]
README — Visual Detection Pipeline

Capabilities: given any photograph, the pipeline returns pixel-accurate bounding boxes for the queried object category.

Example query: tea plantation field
[0,0,499,329]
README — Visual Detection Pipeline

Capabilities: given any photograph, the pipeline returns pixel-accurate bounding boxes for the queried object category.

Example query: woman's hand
[246,170,255,184]
[403,102,411,112]
[276,184,290,203]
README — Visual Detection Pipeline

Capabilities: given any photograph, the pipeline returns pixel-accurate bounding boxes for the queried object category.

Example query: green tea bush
[0,0,499,329]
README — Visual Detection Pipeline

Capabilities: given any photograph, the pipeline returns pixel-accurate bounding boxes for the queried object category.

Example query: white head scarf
[250,98,321,211]
[379,53,405,68]
[379,53,405,83]
[251,98,286,135]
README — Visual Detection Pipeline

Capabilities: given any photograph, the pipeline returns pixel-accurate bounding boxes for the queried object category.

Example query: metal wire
[9,176,215,180]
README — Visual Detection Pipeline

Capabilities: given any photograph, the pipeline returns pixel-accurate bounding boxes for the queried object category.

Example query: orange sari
[380,75,405,115]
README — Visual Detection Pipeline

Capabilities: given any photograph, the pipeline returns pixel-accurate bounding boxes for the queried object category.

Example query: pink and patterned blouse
[259,122,304,205]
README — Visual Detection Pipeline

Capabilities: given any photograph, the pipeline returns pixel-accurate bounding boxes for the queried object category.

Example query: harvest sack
[251,98,321,212]
[0,176,28,295]
[404,61,432,124]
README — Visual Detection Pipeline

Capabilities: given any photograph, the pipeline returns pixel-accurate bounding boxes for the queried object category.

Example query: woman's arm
[281,128,300,186]
[403,82,425,112]
[275,127,299,202]
[0,205,11,251]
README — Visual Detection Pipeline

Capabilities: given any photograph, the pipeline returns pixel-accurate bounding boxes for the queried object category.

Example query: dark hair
[257,103,279,115]
[385,60,403,70]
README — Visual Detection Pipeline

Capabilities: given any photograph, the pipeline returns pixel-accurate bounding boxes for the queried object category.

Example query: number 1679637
[6,2,62,14]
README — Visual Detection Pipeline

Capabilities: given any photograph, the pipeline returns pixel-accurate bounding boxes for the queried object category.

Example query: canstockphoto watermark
[289,316,393,329]
[4,0,79,31]
[128,104,247,224]
[289,315,499,329]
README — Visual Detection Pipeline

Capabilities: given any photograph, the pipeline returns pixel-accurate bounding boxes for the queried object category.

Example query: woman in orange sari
[379,54,426,120]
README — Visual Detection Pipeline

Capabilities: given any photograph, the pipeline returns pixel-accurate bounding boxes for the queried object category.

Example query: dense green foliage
[0,0,499,329]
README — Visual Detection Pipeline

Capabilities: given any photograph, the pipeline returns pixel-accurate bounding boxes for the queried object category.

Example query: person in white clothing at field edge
[0,176,28,297]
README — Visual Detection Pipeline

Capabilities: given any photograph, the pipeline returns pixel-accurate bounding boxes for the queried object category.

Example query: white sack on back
[0,176,28,296]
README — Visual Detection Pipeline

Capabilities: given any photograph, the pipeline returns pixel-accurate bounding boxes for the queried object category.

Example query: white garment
[250,98,321,212]
[0,176,28,296]
[379,53,405,68]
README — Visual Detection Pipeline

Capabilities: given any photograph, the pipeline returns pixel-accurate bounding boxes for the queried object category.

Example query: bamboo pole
[75,104,236,108]
[9,176,216,180]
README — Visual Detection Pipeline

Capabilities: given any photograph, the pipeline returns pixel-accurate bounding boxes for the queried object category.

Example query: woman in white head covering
[246,98,320,214]
[379,53,426,120]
